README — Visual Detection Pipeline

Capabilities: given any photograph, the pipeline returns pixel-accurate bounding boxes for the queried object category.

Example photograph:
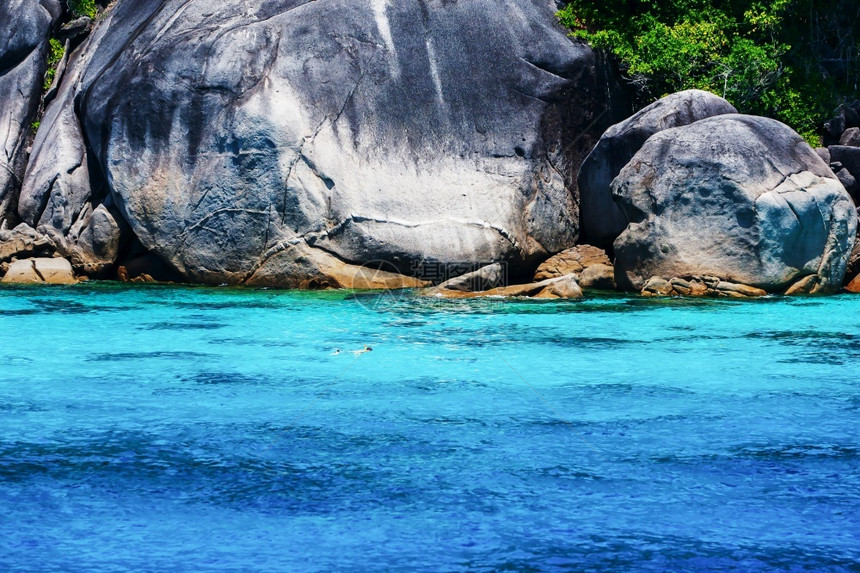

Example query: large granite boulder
[612,114,857,294]
[577,90,736,249]
[0,0,61,226]
[18,0,625,287]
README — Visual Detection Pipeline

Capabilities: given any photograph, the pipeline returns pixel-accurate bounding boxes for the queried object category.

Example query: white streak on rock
[425,38,445,108]
[370,0,400,80]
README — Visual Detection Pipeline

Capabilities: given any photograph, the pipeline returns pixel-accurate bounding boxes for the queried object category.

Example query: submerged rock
[613,114,857,294]
[15,0,625,287]
[1,256,76,284]
[577,90,736,249]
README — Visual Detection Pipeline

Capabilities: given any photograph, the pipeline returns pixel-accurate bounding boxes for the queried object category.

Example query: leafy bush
[67,0,97,19]
[558,0,860,144]
[43,38,65,91]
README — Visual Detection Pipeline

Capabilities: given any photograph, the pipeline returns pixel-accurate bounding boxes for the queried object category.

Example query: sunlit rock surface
[15,0,626,286]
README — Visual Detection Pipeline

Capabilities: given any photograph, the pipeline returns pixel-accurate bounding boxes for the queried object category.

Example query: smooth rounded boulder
[19,0,624,287]
[612,114,857,294]
[577,90,737,249]
[1,256,76,284]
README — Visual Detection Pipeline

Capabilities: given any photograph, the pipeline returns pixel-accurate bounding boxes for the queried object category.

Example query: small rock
[434,263,506,292]
[57,16,92,41]
[0,225,55,263]
[483,281,552,298]
[669,277,692,295]
[130,274,158,284]
[116,252,180,283]
[829,146,860,178]
[426,274,582,299]
[533,245,611,281]
[846,274,860,293]
[641,276,674,297]
[815,147,831,165]
[835,169,859,200]
[844,229,860,286]
[840,128,860,147]
[642,275,766,298]
[836,168,857,189]
[715,281,767,298]
[824,115,847,145]
[534,274,583,299]
[578,264,616,290]
[785,274,822,295]
[1,257,76,285]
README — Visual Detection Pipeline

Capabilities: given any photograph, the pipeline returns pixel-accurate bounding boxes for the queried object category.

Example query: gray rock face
[829,146,860,182]
[0,0,60,225]
[577,90,737,249]
[0,222,55,262]
[612,114,857,293]
[18,0,625,287]
[839,127,860,147]
[17,9,128,276]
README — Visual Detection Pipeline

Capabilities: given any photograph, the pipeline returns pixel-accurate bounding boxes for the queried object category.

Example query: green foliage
[43,38,65,91]
[31,121,40,133]
[67,0,97,19]
[558,0,860,145]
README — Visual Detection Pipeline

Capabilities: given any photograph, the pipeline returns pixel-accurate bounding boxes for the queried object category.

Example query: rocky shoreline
[2,1,859,298]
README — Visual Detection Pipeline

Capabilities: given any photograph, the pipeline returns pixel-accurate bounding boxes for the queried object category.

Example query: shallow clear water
[0,284,858,572]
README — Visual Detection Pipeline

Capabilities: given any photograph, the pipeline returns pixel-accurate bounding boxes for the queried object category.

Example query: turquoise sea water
[0,284,858,571]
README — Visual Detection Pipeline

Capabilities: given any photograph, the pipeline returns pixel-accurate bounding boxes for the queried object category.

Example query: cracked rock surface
[0,0,61,225]
[11,0,624,287]
[612,114,857,293]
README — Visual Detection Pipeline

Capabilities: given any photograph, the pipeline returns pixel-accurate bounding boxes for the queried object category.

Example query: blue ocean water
[0,284,858,572]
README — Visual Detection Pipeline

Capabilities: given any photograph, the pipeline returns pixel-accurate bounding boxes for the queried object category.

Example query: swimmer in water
[331,348,341,355]
[351,345,373,355]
